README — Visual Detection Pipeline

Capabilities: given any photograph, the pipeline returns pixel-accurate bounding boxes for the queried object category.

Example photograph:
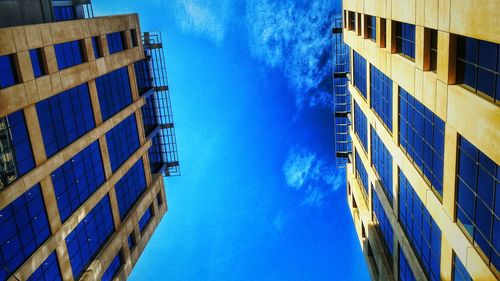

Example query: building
[340,1,499,280]
[0,1,179,280]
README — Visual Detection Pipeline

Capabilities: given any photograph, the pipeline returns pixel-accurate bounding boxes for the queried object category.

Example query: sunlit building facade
[341,1,499,280]
[0,1,179,280]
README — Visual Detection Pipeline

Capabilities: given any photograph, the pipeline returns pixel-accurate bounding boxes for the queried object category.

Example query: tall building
[340,1,499,280]
[0,1,179,280]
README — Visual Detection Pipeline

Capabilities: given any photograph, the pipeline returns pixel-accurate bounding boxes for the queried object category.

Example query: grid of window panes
[106,32,126,55]
[371,128,393,205]
[53,6,76,21]
[29,49,45,78]
[453,253,473,281]
[456,136,499,272]
[0,54,18,89]
[141,95,158,136]
[37,83,95,158]
[0,184,50,280]
[396,22,416,60]
[366,15,376,41]
[27,252,62,281]
[134,59,153,95]
[52,141,105,222]
[456,36,500,102]
[115,159,147,220]
[353,51,367,98]
[95,66,133,121]
[370,65,393,131]
[1,110,35,186]
[399,87,445,196]
[399,248,416,281]
[91,36,102,59]
[399,170,441,281]
[372,187,394,263]
[101,252,122,281]
[66,195,115,280]
[354,101,368,152]
[149,133,165,173]
[139,206,153,233]
[105,114,140,172]
[54,40,84,70]
[430,29,438,72]
[355,151,368,196]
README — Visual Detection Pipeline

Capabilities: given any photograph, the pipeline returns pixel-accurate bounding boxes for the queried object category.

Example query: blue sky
[95,0,369,280]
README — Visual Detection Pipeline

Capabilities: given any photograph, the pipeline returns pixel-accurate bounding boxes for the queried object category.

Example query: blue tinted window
[371,128,393,205]
[96,67,133,121]
[456,36,500,102]
[128,234,136,251]
[399,248,416,281]
[115,159,146,220]
[399,170,442,281]
[106,114,140,172]
[353,51,367,98]
[0,54,18,89]
[355,151,368,196]
[30,48,45,78]
[106,32,126,54]
[370,65,393,131]
[52,141,105,222]
[66,195,114,280]
[354,101,368,151]
[91,37,102,59]
[141,95,158,136]
[396,22,415,60]
[366,15,376,41]
[134,59,153,95]
[54,40,84,70]
[0,184,50,280]
[373,186,394,262]
[148,132,165,173]
[37,83,95,157]
[53,6,76,21]
[399,87,445,196]
[101,252,122,281]
[456,136,499,272]
[27,252,62,281]
[138,206,153,233]
[453,254,473,281]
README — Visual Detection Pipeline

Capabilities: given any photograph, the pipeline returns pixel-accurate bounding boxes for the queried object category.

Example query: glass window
[96,66,133,121]
[139,205,153,233]
[27,252,62,281]
[36,83,95,158]
[0,184,51,281]
[355,151,369,196]
[399,248,416,281]
[115,159,147,220]
[399,170,442,281]
[399,87,445,196]
[366,15,376,41]
[66,195,114,280]
[54,40,84,70]
[456,136,499,272]
[53,6,76,21]
[373,186,394,264]
[134,58,153,95]
[370,65,393,132]
[52,141,105,222]
[141,95,158,136]
[353,51,367,98]
[396,22,416,60]
[430,29,438,72]
[0,54,18,89]
[456,36,500,102]
[354,101,368,152]
[148,132,165,173]
[106,32,126,55]
[453,253,473,281]
[91,36,102,59]
[371,128,393,205]
[130,29,138,47]
[128,234,136,251]
[105,114,140,172]
[30,48,46,78]
[348,11,355,31]
[101,252,122,281]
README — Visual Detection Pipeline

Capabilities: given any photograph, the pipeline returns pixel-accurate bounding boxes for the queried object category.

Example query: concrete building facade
[0,2,179,280]
[341,0,499,280]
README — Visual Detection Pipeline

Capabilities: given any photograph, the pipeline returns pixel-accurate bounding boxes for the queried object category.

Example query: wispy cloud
[246,0,335,110]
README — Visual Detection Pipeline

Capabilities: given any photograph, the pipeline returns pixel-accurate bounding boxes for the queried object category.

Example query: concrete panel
[450,0,500,44]
[391,0,416,24]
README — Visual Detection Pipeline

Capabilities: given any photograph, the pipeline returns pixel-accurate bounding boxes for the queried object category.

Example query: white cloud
[272,212,286,233]
[283,147,316,190]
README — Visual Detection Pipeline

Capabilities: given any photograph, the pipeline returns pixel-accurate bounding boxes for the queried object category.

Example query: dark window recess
[131,29,138,47]
[138,206,153,233]
[91,36,102,59]
[366,15,376,41]
[156,192,163,207]
[36,83,95,157]
[95,66,133,121]
[373,187,394,265]
[396,22,416,60]
[105,114,140,172]
[353,51,367,98]
[371,128,393,205]
[53,6,76,21]
[134,59,153,95]
[101,252,123,281]
[27,252,62,281]
[430,29,438,72]
[128,234,136,251]
[0,184,51,280]
[348,11,355,31]
[0,54,18,89]
[370,65,393,132]
[54,40,84,70]
[456,36,500,102]
[30,48,46,78]
[0,110,36,189]
[115,159,147,219]
[107,32,126,54]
